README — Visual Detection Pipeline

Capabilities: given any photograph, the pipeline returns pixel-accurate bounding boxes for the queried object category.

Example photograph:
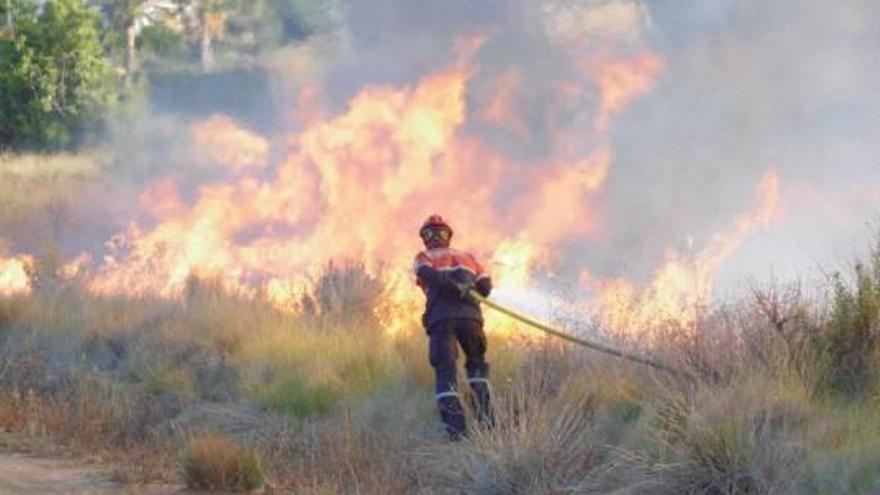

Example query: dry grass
[0,152,104,178]
[0,246,880,493]
[424,383,600,494]
[182,433,263,492]
[629,376,808,494]
[0,152,109,247]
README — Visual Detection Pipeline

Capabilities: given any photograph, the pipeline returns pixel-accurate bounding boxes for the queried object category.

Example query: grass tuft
[182,433,264,492]
[424,370,601,494]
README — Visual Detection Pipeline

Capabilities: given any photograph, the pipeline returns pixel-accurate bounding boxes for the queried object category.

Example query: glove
[452,280,475,299]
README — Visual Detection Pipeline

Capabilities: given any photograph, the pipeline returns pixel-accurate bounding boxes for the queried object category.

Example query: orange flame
[586,50,664,132]
[8,38,782,342]
[0,23,792,347]
[480,69,527,137]
[586,170,782,335]
[192,115,270,172]
[0,254,32,297]
[79,41,680,337]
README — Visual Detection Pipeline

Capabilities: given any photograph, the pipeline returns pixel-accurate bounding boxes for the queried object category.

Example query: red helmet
[420,214,453,245]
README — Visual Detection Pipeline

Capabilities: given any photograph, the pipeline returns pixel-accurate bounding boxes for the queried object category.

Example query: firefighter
[413,214,495,440]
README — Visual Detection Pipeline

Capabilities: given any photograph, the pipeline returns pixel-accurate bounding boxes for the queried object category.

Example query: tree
[0,0,116,150]
[1,0,37,35]
[94,0,177,85]
[180,0,239,71]
[4,0,12,31]
[279,0,341,40]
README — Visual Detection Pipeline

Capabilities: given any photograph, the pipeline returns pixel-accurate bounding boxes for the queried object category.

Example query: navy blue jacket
[414,247,492,331]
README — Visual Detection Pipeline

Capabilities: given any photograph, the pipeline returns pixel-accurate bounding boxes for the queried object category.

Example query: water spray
[469,289,689,378]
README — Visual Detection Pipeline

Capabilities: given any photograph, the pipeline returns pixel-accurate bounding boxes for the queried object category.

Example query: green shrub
[182,433,264,492]
[820,242,880,397]
[0,0,117,150]
[259,378,339,418]
[139,24,185,58]
[642,378,808,494]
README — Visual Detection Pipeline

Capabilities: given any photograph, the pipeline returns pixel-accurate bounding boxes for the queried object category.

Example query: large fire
[0,38,781,340]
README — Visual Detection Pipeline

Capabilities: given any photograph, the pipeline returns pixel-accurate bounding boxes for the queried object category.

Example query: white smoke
[524,0,650,43]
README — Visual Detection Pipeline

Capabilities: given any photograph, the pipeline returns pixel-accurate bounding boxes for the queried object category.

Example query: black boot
[467,368,496,429]
[437,392,467,439]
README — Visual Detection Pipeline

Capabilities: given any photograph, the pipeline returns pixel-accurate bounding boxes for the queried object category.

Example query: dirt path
[0,452,182,495]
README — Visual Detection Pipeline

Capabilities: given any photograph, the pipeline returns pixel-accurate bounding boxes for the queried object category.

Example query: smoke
[606,0,880,286]
[2,0,878,321]
[321,0,880,289]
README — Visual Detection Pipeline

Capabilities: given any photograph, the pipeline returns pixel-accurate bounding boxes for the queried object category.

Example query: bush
[182,433,264,492]
[0,0,117,150]
[258,378,339,418]
[800,404,880,494]
[821,246,880,397]
[424,375,600,494]
[139,24,185,58]
[639,377,808,494]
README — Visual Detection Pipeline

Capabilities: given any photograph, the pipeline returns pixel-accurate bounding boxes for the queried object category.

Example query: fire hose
[468,289,689,378]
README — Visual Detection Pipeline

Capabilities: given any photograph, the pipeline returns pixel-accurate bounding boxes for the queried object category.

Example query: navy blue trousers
[429,318,495,436]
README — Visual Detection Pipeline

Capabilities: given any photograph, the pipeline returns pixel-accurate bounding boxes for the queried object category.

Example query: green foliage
[0,0,38,31]
[258,378,340,418]
[278,0,340,40]
[800,405,880,494]
[210,0,339,57]
[252,347,396,418]
[820,241,880,397]
[0,0,117,150]
[95,0,180,73]
[139,23,185,57]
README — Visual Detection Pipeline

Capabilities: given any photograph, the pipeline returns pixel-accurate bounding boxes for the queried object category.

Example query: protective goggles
[420,227,451,242]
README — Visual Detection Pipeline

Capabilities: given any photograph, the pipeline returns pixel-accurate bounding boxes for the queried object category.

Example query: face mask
[420,227,451,244]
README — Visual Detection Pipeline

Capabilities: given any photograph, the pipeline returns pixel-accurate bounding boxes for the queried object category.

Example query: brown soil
[0,450,183,495]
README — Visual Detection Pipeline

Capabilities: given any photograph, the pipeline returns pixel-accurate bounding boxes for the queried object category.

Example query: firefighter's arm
[416,265,450,288]
[414,253,455,290]
[470,253,492,297]
[415,264,473,299]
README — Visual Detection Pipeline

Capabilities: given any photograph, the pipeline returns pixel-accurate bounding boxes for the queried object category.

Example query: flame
[192,115,270,172]
[0,254,32,297]
[586,50,663,132]
[89,61,475,301]
[520,148,611,245]
[480,69,527,136]
[3,36,782,342]
[21,33,782,344]
[491,237,542,289]
[587,170,782,335]
[81,42,672,337]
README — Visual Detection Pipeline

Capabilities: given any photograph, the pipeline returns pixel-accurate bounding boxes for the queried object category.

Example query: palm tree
[95,0,177,85]
[192,0,238,71]
[170,0,237,71]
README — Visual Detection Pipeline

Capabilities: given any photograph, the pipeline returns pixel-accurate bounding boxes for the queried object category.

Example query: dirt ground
[0,450,183,495]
